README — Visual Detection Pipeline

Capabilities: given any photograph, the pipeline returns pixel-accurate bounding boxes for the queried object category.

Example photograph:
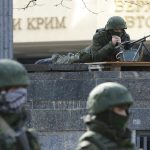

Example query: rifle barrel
[130,34,150,45]
[115,34,150,49]
[145,34,150,39]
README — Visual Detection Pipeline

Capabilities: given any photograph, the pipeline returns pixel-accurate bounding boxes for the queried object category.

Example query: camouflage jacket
[0,117,40,150]
[76,131,136,150]
[35,28,130,64]
[76,120,135,150]
[78,28,130,62]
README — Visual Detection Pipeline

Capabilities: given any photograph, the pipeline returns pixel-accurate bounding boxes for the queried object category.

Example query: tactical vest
[76,131,136,150]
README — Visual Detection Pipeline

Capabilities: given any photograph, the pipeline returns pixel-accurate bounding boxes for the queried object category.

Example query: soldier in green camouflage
[76,82,136,150]
[78,16,130,62]
[0,59,40,150]
[35,16,130,64]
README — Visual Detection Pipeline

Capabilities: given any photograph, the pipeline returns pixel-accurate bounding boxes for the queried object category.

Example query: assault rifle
[115,34,150,61]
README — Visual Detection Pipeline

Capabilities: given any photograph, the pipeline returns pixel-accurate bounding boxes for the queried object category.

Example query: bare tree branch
[14,0,38,10]
[54,0,71,9]
[82,0,104,14]
[14,0,150,12]
[55,0,104,14]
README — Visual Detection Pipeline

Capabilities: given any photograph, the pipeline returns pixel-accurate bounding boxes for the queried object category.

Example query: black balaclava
[109,29,124,38]
[96,108,129,130]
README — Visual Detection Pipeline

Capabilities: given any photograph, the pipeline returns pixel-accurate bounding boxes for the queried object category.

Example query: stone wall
[26,70,150,150]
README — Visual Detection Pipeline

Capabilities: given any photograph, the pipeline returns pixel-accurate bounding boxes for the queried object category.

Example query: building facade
[13,0,150,62]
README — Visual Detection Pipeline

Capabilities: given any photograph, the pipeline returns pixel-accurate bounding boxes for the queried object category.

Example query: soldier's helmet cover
[0,59,30,89]
[87,82,133,115]
[0,59,30,112]
[105,16,127,30]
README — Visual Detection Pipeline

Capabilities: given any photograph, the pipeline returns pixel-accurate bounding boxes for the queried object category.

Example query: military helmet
[0,59,30,89]
[87,82,133,115]
[105,16,127,30]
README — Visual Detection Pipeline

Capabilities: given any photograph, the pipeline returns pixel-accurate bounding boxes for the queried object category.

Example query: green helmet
[87,82,133,115]
[0,59,30,89]
[105,16,127,30]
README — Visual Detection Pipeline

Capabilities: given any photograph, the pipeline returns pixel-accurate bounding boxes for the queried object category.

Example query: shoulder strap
[17,130,31,150]
[0,116,31,150]
[0,116,18,138]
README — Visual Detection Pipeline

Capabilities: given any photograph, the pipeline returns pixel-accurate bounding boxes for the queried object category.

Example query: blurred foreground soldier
[0,59,40,150]
[76,82,135,150]
[35,16,130,64]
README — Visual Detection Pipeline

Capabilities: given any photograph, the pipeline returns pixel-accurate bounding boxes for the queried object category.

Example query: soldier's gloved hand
[112,35,121,46]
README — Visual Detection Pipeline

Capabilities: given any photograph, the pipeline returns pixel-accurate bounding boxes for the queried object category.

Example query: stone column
[0,0,13,58]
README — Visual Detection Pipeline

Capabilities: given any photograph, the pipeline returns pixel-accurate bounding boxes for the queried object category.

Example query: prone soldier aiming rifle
[115,34,150,61]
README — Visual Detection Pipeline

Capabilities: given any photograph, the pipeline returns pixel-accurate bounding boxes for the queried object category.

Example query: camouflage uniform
[76,82,136,150]
[0,59,40,150]
[78,16,130,62]
[35,16,130,64]
[78,29,130,62]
